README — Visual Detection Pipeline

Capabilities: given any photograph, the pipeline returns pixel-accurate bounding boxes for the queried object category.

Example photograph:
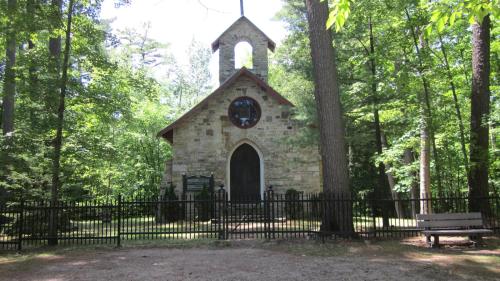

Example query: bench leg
[426,235,432,247]
[470,235,483,247]
[431,235,439,248]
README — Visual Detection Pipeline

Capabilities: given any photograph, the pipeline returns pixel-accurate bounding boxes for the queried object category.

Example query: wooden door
[230,144,260,202]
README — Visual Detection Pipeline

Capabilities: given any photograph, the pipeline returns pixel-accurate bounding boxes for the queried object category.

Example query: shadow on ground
[0,236,498,281]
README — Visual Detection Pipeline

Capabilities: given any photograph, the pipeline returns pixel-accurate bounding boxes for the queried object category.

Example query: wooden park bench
[416,212,493,248]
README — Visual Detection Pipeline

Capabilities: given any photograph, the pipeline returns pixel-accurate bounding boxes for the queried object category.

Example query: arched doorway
[230,143,261,201]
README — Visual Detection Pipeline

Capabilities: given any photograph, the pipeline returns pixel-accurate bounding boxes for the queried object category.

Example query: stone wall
[218,19,270,83]
[164,76,321,197]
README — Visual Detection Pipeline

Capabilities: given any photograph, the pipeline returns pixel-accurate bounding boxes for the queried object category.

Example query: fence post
[117,195,122,247]
[371,198,377,238]
[217,185,227,240]
[266,185,275,239]
[264,188,269,239]
[17,200,24,251]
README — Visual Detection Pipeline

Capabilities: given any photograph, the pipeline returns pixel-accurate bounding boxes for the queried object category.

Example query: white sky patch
[100,0,287,86]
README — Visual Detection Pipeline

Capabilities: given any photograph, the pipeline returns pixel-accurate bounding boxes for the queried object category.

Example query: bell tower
[211,11,275,84]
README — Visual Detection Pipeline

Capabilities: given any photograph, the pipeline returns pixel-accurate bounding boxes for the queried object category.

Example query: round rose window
[228,97,261,129]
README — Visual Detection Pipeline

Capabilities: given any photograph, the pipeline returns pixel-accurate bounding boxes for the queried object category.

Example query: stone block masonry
[163,76,321,196]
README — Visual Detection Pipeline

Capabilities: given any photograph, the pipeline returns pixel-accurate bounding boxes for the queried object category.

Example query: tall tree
[469,14,491,214]
[304,0,352,235]
[426,0,498,213]
[368,16,393,225]
[52,0,74,202]
[26,0,41,128]
[2,0,17,135]
[47,0,63,246]
[49,0,74,246]
[437,34,470,183]
[405,9,434,214]
[167,39,212,110]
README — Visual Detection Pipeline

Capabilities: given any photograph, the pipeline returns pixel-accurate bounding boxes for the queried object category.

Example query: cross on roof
[240,0,244,16]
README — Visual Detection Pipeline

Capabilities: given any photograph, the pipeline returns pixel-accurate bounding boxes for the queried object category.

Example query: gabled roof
[211,16,276,52]
[157,67,293,143]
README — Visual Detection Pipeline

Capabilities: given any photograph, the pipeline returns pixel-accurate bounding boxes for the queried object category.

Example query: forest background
[0,0,498,208]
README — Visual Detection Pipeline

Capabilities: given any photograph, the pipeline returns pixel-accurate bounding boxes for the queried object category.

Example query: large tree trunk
[304,0,352,235]
[469,15,491,215]
[47,0,63,246]
[2,0,17,135]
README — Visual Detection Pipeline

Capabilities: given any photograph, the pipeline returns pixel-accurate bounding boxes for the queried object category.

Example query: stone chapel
[157,15,321,200]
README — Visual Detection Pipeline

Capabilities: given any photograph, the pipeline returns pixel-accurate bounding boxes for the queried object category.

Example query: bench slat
[417,219,484,228]
[422,229,492,236]
[416,212,482,221]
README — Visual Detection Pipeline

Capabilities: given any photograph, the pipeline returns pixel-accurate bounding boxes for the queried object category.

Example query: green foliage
[0,1,212,202]
[1,0,498,205]
[195,185,214,221]
[424,0,500,36]
[324,0,352,32]
[277,0,498,197]
[166,39,212,112]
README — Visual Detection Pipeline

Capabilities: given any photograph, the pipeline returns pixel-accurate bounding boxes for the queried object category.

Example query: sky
[100,0,287,84]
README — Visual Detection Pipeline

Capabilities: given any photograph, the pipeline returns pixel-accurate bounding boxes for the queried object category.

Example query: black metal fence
[1,188,499,250]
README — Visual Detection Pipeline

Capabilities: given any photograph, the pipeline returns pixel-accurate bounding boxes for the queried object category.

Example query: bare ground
[0,237,499,281]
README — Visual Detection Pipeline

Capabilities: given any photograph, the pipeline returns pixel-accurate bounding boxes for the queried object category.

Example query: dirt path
[0,239,499,281]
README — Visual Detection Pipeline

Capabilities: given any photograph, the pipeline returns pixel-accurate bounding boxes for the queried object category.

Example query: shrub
[285,189,304,219]
[157,184,182,223]
[195,185,214,221]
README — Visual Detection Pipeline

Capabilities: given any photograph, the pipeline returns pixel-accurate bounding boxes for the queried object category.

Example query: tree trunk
[368,17,393,227]
[49,0,62,58]
[403,149,419,218]
[47,0,62,122]
[405,9,434,213]
[49,0,73,246]
[419,111,432,214]
[438,35,470,187]
[0,0,17,205]
[418,34,443,198]
[27,0,40,129]
[460,49,471,87]
[47,0,63,246]
[2,0,17,135]
[304,0,352,235]
[381,133,403,218]
[469,15,491,215]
